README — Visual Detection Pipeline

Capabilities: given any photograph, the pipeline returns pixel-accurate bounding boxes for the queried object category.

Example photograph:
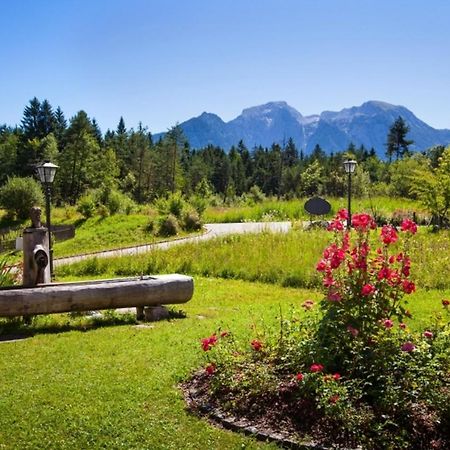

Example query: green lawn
[0,277,446,450]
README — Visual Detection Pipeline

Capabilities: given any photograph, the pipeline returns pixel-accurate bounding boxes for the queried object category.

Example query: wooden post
[22,227,50,287]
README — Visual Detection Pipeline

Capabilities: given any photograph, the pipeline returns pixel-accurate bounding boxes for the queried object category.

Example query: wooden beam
[0,274,193,317]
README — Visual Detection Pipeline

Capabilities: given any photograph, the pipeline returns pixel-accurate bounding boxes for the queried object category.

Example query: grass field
[0,277,447,450]
[1,201,449,449]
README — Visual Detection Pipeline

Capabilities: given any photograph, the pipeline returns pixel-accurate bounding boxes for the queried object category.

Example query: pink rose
[401,341,416,352]
[423,330,433,339]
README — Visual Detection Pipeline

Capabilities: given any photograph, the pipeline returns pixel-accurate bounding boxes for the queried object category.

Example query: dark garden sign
[304,196,331,216]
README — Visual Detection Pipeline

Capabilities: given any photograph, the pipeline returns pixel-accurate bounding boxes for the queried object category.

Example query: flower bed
[188,211,450,449]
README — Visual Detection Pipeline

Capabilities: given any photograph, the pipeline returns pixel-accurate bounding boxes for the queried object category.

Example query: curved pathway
[54,222,292,267]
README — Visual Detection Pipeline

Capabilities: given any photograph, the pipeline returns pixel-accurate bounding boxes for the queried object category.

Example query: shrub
[156,192,186,219]
[97,204,109,218]
[182,209,202,231]
[189,195,208,216]
[76,193,96,219]
[157,214,179,237]
[0,177,44,220]
[247,185,265,204]
[105,189,135,215]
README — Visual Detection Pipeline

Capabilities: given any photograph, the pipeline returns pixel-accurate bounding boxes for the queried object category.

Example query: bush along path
[54,222,291,267]
[189,210,450,449]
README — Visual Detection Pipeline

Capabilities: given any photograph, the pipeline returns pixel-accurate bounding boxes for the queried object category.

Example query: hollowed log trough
[0,274,193,320]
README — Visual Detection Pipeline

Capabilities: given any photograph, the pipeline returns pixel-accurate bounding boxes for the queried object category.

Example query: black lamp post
[37,162,58,280]
[343,159,357,229]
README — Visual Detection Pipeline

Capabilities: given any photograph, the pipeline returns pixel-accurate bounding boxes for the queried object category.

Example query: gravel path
[54,221,292,267]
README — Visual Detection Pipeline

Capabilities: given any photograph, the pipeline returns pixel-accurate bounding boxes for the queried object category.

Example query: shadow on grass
[0,307,188,339]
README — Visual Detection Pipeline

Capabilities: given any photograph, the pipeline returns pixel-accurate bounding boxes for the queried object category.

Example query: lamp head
[37,162,58,184]
[343,159,357,174]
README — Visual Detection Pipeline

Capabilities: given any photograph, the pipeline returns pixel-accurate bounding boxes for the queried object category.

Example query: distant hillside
[153,100,450,156]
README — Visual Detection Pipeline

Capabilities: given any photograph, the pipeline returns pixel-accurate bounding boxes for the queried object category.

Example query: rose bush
[195,211,450,448]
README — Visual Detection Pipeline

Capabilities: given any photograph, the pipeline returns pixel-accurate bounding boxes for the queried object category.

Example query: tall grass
[203,197,426,223]
[56,230,327,287]
[56,228,450,291]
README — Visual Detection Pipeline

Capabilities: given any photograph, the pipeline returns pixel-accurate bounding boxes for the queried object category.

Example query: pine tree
[21,97,41,139]
[117,117,127,135]
[229,147,246,196]
[386,116,414,162]
[283,137,298,167]
[91,118,103,145]
[37,99,55,138]
[54,106,67,145]
[58,111,101,203]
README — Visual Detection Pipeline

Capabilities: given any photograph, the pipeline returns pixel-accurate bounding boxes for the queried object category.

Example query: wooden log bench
[0,274,193,321]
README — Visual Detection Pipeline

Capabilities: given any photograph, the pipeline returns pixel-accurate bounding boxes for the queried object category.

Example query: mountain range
[153,100,450,156]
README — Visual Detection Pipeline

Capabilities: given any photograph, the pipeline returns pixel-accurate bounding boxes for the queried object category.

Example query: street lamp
[343,159,357,229]
[37,161,58,280]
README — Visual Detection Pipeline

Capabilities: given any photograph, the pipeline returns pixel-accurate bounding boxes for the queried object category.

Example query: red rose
[205,363,216,375]
[310,363,324,373]
[352,213,376,231]
[329,394,340,404]
[316,260,327,272]
[361,284,376,296]
[381,225,398,245]
[327,219,344,232]
[333,373,341,381]
[251,339,262,351]
[296,373,304,381]
[337,209,348,220]
[400,219,417,234]
[442,299,450,307]
[201,334,218,351]
[402,280,416,294]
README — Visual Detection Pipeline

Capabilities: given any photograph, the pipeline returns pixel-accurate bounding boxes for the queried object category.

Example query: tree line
[0,98,448,209]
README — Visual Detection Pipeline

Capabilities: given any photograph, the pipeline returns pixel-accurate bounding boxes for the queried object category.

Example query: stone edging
[183,381,333,450]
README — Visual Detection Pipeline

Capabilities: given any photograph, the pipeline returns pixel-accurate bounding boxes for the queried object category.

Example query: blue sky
[1,0,449,134]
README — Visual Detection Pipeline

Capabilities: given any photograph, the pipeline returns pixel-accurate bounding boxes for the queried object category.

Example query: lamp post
[343,159,357,229]
[37,162,58,280]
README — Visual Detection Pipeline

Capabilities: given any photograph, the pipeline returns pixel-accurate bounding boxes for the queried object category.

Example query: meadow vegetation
[56,227,450,291]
